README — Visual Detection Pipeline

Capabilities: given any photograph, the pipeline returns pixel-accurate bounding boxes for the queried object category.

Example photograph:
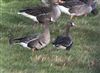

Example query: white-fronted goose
[58,0,94,19]
[62,0,98,15]
[52,21,76,50]
[79,0,98,15]
[18,0,61,23]
[9,17,51,51]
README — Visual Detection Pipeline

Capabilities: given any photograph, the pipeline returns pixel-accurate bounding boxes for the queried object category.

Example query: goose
[52,21,76,50]
[79,0,98,15]
[66,0,98,15]
[9,17,51,51]
[57,0,94,19]
[18,0,61,23]
[42,0,98,15]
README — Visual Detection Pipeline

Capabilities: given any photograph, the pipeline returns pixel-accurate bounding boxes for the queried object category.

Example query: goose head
[65,21,76,36]
[87,0,94,5]
[66,21,76,27]
[87,0,97,10]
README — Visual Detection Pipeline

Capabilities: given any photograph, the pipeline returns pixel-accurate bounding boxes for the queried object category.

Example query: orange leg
[32,48,36,52]
[84,14,88,17]
[70,15,74,20]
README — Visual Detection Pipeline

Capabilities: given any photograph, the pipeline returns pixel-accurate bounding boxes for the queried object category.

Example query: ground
[0,0,100,73]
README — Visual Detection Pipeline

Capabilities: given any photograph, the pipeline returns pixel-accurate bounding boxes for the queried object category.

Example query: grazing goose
[18,0,61,23]
[79,0,98,15]
[42,0,98,15]
[9,17,51,51]
[58,0,94,19]
[52,21,76,50]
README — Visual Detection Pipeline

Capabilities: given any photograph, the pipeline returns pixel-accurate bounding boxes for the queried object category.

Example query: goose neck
[51,5,61,21]
[65,26,70,36]
[43,23,50,35]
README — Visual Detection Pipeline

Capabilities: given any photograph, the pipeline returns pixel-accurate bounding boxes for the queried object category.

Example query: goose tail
[9,37,21,44]
[18,9,27,14]
[9,37,14,45]
[9,36,30,48]
[8,35,20,45]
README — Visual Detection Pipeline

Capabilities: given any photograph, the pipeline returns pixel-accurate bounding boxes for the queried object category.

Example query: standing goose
[52,21,76,50]
[58,0,94,19]
[9,16,51,51]
[18,0,61,23]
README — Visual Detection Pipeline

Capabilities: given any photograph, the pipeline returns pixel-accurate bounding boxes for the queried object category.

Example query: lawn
[0,0,100,73]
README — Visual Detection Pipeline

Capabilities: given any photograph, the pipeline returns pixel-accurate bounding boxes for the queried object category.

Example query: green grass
[0,0,100,73]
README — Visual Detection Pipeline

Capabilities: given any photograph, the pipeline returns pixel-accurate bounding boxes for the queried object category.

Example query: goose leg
[84,13,88,17]
[70,15,74,20]
[32,48,36,52]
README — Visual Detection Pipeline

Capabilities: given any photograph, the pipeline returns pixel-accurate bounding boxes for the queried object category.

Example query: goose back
[19,6,51,16]
[69,4,92,16]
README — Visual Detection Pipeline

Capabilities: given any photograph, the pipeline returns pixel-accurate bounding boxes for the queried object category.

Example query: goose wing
[59,0,84,8]
[53,36,72,47]
[13,34,39,43]
[61,36,72,47]
[19,6,51,16]
[69,4,88,14]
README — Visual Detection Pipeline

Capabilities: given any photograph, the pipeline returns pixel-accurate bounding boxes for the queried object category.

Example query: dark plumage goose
[52,21,76,50]
[18,0,61,23]
[58,0,94,19]
[9,17,51,51]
